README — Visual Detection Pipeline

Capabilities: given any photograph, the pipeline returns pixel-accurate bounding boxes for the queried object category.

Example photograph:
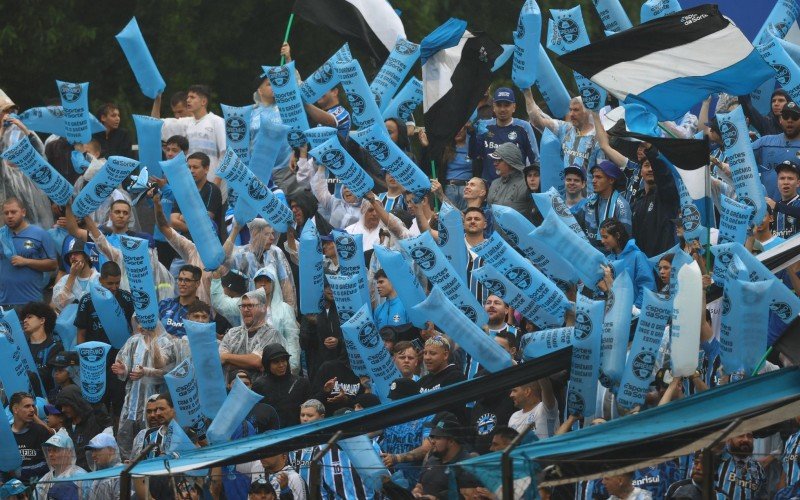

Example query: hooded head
[85,432,121,471]
[287,189,319,229]
[246,218,277,255]
[43,429,76,475]
[239,288,268,329]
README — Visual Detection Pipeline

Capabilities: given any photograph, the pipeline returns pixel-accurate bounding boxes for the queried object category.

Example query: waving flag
[559,4,774,120]
[421,18,503,160]
[293,0,405,60]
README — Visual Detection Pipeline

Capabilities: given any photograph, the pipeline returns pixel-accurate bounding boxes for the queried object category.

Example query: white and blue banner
[719,278,772,377]
[413,286,514,373]
[165,359,206,434]
[717,195,754,245]
[617,289,671,409]
[119,235,159,330]
[512,0,542,89]
[567,294,604,418]
[370,38,420,112]
[473,232,570,325]
[332,229,371,307]
[221,104,253,165]
[491,205,578,289]
[18,106,103,138]
[250,114,291,185]
[56,80,92,144]
[640,0,681,23]
[600,270,634,389]
[592,0,632,33]
[670,261,703,377]
[1,136,72,206]
[437,203,468,285]
[532,210,604,290]
[115,17,166,99]
[89,281,130,349]
[299,219,324,315]
[162,419,205,476]
[474,263,561,328]
[184,319,227,419]
[133,115,164,177]
[382,77,423,122]
[336,58,384,130]
[533,187,587,240]
[299,44,352,104]
[714,106,766,225]
[309,136,375,197]
[341,305,402,402]
[264,61,311,147]
[673,170,706,244]
[216,150,294,233]
[72,156,139,217]
[77,341,111,404]
[373,245,428,329]
[206,377,263,444]
[534,44,571,118]
[161,153,226,270]
[350,125,431,199]
[401,232,488,326]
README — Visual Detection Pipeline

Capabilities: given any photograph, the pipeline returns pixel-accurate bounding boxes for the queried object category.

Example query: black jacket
[300,305,347,382]
[631,148,680,257]
[252,371,311,428]
[55,386,105,470]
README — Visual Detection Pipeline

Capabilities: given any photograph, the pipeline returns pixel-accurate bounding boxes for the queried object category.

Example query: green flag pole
[430,160,439,211]
[280,13,295,65]
[751,347,773,377]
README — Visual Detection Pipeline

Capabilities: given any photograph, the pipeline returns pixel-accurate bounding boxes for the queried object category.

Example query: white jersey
[507,400,560,440]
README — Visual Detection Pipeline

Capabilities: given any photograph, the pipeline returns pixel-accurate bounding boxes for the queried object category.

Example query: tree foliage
[0,0,642,134]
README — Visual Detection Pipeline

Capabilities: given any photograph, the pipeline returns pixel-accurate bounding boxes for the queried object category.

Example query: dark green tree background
[0,0,641,135]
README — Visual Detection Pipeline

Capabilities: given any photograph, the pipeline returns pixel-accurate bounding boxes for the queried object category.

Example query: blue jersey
[0,224,57,305]
[633,460,682,499]
[381,417,427,455]
[751,133,800,201]
[377,192,406,212]
[556,121,605,191]
[158,298,190,337]
[783,430,800,489]
[716,452,766,500]
[583,191,632,250]
[472,118,539,183]
[773,195,800,239]
[291,446,316,486]
[327,104,351,138]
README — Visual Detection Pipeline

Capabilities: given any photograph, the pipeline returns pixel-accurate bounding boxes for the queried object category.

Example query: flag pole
[430,160,439,211]
[280,13,295,65]
[751,347,773,377]
[704,138,712,274]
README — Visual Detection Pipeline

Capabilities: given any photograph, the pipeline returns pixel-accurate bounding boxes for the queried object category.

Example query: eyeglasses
[238,303,259,310]
[176,277,199,283]
[782,114,800,121]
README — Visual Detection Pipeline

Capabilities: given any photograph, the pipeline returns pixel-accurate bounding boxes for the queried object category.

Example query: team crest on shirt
[392,314,401,323]
[23,240,34,250]
[507,131,518,141]
[476,413,497,435]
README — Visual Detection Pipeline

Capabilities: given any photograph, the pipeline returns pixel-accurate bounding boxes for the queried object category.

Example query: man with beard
[130,395,161,458]
[219,289,284,382]
[716,432,766,499]
[752,100,800,200]
[0,197,57,309]
[413,414,480,498]
[666,452,726,499]
[464,207,489,304]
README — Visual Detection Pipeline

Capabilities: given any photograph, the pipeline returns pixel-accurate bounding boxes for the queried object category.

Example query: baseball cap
[776,160,800,176]
[48,351,79,368]
[428,416,461,439]
[0,479,26,498]
[388,378,420,400]
[489,143,525,171]
[44,404,62,416]
[564,164,586,180]
[221,270,248,295]
[782,101,800,119]
[590,160,623,180]
[43,430,74,449]
[85,433,118,450]
[493,87,516,104]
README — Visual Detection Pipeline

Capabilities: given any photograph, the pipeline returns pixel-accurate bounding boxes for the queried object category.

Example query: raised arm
[591,112,629,169]
[304,103,337,127]
[64,205,89,242]
[523,88,558,133]
[151,94,162,119]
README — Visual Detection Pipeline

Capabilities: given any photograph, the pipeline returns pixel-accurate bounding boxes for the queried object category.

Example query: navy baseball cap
[493,87,516,104]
